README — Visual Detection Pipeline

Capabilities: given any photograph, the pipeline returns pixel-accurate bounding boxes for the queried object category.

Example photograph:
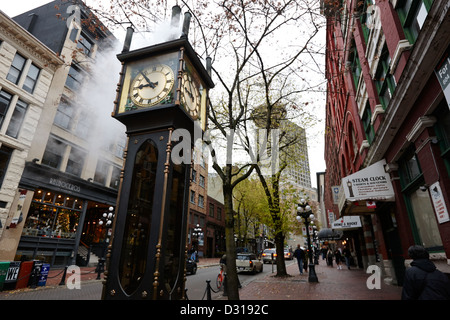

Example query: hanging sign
[435,48,450,110]
[332,216,362,229]
[341,159,395,202]
[429,181,450,224]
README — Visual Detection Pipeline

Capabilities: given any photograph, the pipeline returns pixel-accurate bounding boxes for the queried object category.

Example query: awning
[338,159,395,215]
[317,228,343,240]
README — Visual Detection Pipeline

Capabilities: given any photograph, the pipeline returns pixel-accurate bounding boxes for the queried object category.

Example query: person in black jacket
[402,245,450,300]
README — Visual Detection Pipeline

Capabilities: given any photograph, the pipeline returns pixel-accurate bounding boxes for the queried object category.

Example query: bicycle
[216,266,224,290]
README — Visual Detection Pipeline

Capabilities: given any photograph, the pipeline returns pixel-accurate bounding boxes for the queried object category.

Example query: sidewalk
[236,258,403,300]
[0,257,403,300]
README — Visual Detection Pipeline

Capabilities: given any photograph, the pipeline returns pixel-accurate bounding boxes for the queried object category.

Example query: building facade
[322,0,450,285]
[0,1,124,267]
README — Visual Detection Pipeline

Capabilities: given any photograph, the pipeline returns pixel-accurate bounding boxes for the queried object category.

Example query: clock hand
[140,71,158,88]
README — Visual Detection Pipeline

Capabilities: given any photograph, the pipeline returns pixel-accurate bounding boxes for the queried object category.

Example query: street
[0,260,290,300]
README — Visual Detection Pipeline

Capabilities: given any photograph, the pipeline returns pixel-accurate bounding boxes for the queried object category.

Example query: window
[66,146,86,177]
[190,190,195,203]
[199,174,205,187]
[54,97,74,130]
[77,33,93,56]
[23,63,40,94]
[7,53,26,84]
[109,166,121,189]
[42,137,66,169]
[0,145,13,188]
[74,110,91,139]
[191,169,197,182]
[399,147,444,250]
[209,203,214,217]
[0,91,13,129]
[362,104,375,144]
[6,99,28,138]
[360,0,374,43]
[396,0,432,44]
[65,64,84,91]
[375,45,396,109]
[94,160,109,184]
[217,207,222,220]
[349,43,362,89]
[198,195,204,208]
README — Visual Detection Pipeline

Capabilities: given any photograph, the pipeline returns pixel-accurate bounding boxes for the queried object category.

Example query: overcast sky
[1,0,326,187]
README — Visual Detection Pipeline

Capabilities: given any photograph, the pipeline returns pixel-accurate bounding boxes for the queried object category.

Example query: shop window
[6,99,28,138]
[22,194,82,239]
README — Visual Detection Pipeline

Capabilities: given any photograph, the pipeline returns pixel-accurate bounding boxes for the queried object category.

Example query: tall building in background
[0,0,124,267]
[322,0,450,284]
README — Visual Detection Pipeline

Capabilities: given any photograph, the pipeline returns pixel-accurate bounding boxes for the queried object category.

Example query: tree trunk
[275,230,287,276]
[223,182,239,300]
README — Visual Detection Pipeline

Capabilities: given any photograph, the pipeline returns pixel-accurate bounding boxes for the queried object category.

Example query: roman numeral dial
[130,64,174,108]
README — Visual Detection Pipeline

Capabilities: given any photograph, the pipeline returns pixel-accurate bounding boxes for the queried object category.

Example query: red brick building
[322,0,450,285]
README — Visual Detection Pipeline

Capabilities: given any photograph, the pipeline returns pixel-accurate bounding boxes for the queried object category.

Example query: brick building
[322,0,450,285]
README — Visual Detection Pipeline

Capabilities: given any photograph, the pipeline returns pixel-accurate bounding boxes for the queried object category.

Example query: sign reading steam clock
[102,15,213,300]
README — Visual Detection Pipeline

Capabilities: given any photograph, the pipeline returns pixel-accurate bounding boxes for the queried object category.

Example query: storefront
[14,162,117,266]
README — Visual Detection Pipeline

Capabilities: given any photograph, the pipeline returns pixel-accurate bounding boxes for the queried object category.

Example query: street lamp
[97,206,114,279]
[296,199,318,283]
[192,224,203,261]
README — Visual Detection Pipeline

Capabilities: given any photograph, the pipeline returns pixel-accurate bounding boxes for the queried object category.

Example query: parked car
[284,249,293,260]
[261,248,277,264]
[236,253,263,274]
[186,258,197,275]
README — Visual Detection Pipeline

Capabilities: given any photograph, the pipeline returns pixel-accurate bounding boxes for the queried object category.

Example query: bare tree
[87,0,325,300]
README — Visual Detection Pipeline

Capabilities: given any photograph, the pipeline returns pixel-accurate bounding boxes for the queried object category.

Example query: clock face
[130,64,174,108]
[181,72,201,119]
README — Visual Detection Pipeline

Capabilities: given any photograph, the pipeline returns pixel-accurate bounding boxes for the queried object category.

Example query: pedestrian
[293,244,305,274]
[334,248,342,269]
[402,245,450,300]
[343,246,351,269]
[326,248,333,267]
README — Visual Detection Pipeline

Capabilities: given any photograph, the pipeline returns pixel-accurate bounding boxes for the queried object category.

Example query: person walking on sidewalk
[326,248,333,267]
[293,245,305,275]
[343,246,351,269]
[402,245,450,300]
[334,248,342,270]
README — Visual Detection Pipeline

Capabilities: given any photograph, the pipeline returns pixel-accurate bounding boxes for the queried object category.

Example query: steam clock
[102,19,214,300]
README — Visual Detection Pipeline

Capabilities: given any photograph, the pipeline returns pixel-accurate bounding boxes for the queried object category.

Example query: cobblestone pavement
[235,258,402,300]
[0,258,403,301]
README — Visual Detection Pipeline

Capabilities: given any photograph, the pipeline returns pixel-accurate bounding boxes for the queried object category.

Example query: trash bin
[15,261,34,290]
[37,263,50,287]
[0,262,10,291]
[3,261,20,291]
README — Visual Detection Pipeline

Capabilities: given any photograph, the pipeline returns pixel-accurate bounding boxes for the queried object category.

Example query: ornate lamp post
[97,206,114,279]
[296,199,318,283]
[192,224,203,261]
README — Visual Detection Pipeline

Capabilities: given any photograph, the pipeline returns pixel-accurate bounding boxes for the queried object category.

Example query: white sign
[342,159,395,202]
[332,216,362,229]
[331,186,340,204]
[429,181,450,224]
[435,50,450,109]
